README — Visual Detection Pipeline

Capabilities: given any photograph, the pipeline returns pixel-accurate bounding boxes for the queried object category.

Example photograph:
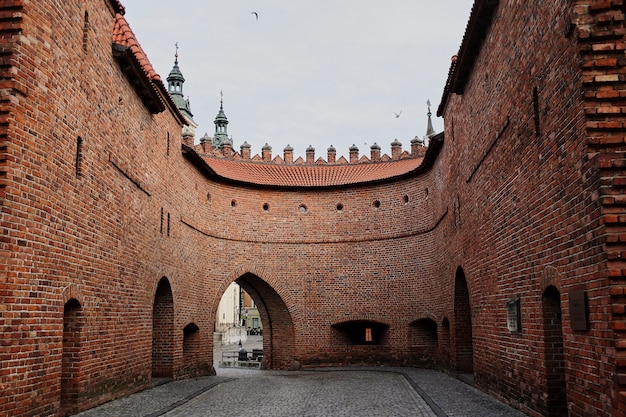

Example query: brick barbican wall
[438,1,625,416]
[0,0,624,417]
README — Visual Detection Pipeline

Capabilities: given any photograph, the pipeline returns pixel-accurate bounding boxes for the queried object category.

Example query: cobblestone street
[75,367,527,417]
[74,336,528,417]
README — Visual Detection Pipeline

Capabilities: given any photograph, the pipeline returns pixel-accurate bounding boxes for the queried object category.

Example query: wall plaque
[569,289,588,331]
[507,297,521,333]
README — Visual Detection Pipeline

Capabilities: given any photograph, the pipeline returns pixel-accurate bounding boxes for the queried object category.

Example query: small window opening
[166,132,170,156]
[336,203,343,211]
[373,200,381,208]
[82,11,89,53]
[75,137,83,177]
[332,320,389,345]
[167,212,171,237]
[299,204,307,213]
[160,208,164,234]
[263,203,269,211]
[533,86,540,136]
[403,195,409,204]
[231,200,237,207]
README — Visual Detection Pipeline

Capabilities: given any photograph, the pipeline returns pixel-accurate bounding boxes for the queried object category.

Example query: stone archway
[235,272,295,370]
[454,267,474,373]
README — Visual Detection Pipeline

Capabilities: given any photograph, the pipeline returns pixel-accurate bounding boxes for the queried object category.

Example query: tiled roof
[111,11,187,124]
[112,13,160,82]
[199,155,425,187]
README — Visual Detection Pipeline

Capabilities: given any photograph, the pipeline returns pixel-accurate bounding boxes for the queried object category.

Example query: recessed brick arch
[454,267,474,373]
[541,285,567,416]
[235,272,295,370]
[61,298,83,416]
[332,319,390,345]
[152,277,174,378]
[408,317,439,365]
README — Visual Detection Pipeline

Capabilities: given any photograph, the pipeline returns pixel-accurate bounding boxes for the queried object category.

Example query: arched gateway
[235,273,295,370]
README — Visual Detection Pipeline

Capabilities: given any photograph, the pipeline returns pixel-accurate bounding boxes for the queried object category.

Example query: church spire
[167,43,195,123]
[425,99,435,138]
[213,91,230,148]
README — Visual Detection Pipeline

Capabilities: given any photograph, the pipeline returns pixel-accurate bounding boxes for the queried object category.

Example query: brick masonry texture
[0,0,625,417]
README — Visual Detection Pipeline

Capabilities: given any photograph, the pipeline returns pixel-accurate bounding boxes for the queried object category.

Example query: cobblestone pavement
[75,336,527,416]
[75,367,528,417]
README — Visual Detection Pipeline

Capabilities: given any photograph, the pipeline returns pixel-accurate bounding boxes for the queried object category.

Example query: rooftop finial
[220,90,224,108]
[175,42,179,65]
[425,99,435,137]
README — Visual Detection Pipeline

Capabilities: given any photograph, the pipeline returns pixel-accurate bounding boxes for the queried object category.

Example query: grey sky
[122,1,473,159]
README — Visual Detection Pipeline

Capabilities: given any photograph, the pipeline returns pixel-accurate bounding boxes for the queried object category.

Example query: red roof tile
[111,11,187,124]
[112,13,160,82]
[199,156,425,187]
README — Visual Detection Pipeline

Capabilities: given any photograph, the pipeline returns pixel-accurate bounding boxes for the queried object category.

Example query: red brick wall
[437,0,618,415]
[1,0,624,416]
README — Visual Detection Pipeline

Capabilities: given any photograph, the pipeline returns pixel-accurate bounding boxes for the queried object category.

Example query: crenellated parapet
[193,136,428,165]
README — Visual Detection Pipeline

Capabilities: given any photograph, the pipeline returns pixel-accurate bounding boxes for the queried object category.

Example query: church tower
[166,45,197,139]
[212,92,230,149]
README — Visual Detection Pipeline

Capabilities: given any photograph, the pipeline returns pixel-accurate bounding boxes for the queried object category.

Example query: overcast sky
[122,1,473,159]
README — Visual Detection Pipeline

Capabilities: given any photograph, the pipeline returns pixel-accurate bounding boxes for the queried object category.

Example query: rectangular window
[507,297,522,333]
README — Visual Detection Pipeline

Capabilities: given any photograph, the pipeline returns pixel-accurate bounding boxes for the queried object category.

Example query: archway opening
[61,298,83,416]
[542,285,567,416]
[454,267,474,373]
[214,282,264,367]
[152,277,174,378]
[214,273,294,370]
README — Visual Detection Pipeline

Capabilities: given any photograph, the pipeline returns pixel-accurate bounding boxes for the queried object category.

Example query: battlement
[187,137,429,165]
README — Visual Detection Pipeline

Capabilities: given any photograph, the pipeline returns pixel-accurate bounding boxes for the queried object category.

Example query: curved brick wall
[1,0,624,416]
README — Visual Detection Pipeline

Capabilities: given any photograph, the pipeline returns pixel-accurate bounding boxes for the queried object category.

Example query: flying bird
[394,110,402,118]
[251,11,258,21]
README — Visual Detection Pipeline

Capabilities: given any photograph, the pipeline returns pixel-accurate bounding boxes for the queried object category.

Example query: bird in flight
[394,110,402,118]
[251,11,258,21]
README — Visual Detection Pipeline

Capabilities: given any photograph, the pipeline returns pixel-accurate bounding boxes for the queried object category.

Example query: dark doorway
[454,267,474,373]
[152,277,174,378]
[542,285,567,416]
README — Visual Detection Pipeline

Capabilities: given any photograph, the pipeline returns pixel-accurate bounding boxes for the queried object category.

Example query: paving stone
[75,367,528,417]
